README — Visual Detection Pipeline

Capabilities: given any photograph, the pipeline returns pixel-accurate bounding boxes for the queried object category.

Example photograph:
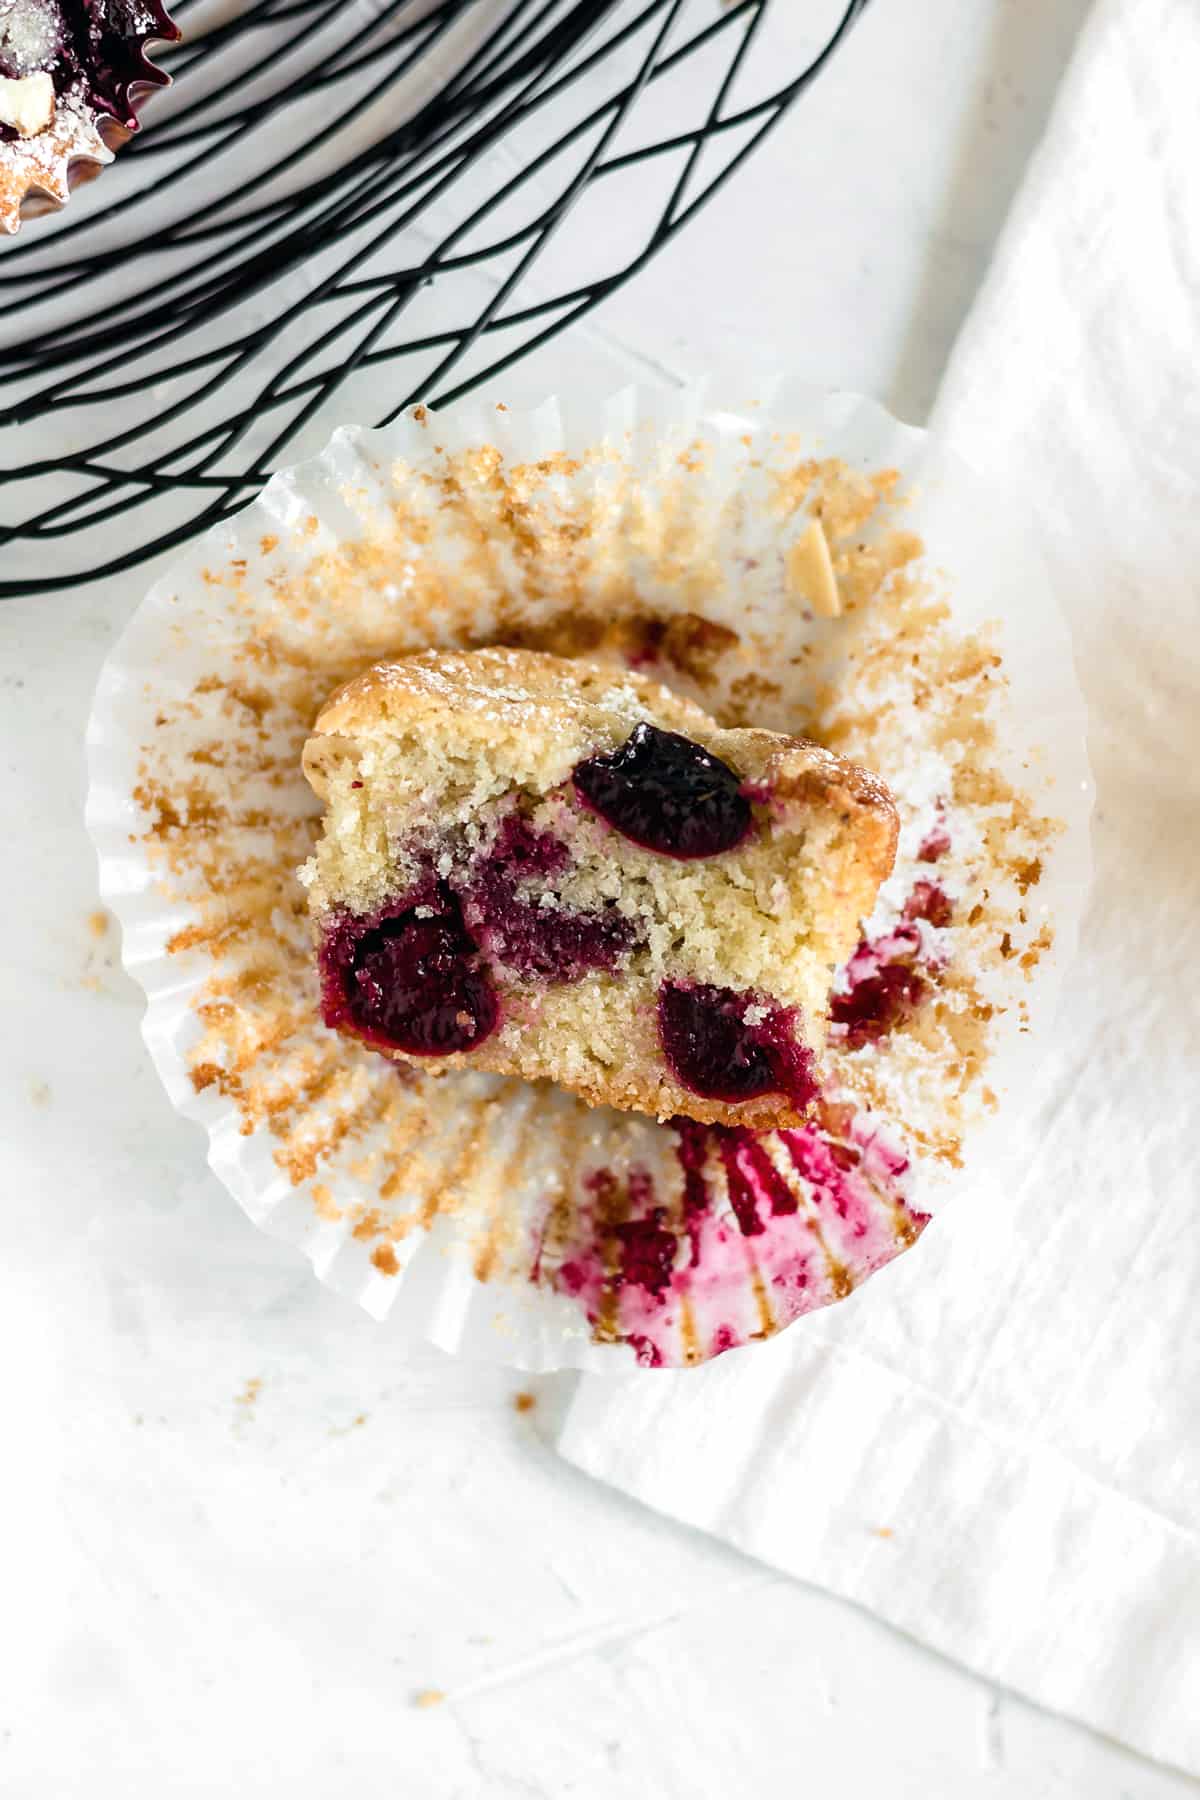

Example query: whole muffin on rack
[0,0,179,233]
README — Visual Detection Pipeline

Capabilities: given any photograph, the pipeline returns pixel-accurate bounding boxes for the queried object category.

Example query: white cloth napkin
[554,0,1200,1773]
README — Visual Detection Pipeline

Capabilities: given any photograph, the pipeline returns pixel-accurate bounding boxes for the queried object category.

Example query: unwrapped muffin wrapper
[85,380,1092,1372]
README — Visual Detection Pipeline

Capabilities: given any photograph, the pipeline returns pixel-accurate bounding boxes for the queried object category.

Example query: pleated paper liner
[86,381,1091,1372]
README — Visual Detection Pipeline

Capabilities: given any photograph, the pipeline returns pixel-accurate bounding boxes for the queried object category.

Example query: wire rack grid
[0,0,872,596]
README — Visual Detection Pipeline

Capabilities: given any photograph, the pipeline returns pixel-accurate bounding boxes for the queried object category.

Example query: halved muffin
[301,648,897,1128]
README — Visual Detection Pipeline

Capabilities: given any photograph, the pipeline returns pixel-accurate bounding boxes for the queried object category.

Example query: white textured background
[4,2,1196,1794]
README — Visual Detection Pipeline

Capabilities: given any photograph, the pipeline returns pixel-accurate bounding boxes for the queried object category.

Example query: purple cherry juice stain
[462,813,635,981]
[319,888,498,1057]
[552,1165,678,1317]
[829,876,954,1048]
[539,1109,927,1368]
[903,880,953,928]
[717,1133,801,1236]
[671,1115,712,1269]
[627,1334,665,1369]
[658,982,818,1111]
[614,1212,678,1296]
[482,813,570,879]
[829,869,957,1050]
[573,722,753,859]
[830,962,927,1048]
[917,816,951,863]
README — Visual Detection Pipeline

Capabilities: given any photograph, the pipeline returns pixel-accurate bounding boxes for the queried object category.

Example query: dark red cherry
[658,983,818,1109]
[321,899,497,1056]
[573,723,753,859]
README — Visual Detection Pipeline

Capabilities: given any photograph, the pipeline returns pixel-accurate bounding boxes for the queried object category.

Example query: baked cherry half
[658,982,818,1109]
[572,722,753,859]
[320,896,498,1056]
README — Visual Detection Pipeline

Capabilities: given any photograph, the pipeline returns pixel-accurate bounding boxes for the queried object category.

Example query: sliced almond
[787,517,841,619]
[0,71,56,138]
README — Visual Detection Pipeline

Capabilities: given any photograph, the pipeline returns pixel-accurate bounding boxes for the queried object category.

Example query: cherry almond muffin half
[301,648,898,1130]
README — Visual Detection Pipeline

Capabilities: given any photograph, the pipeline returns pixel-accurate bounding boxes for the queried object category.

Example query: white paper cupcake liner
[85,379,1092,1372]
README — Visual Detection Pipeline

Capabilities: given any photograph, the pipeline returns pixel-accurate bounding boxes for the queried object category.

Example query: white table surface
[3,2,1196,1794]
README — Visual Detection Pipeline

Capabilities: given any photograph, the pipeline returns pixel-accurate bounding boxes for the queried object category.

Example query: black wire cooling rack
[0,0,871,597]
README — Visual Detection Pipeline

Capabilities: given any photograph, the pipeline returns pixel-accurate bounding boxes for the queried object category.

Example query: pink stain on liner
[538,868,947,1364]
[543,1108,928,1366]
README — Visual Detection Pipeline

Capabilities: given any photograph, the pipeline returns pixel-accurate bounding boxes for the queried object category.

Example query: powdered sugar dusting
[0,0,59,74]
